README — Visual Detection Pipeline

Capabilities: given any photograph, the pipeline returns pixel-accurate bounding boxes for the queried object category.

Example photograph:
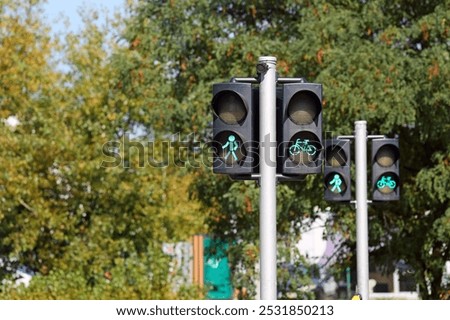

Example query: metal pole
[355,120,369,299]
[258,56,277,300]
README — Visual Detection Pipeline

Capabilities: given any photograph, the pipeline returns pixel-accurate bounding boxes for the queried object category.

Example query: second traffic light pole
[344,121,385,300]
[355,120,369,300]
[258,56,278,300]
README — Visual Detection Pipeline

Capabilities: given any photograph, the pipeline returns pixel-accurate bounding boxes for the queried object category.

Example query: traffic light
[324,139,352,201]
[371,138,400,201]
[279,83,323,175]
[211,82,258,175]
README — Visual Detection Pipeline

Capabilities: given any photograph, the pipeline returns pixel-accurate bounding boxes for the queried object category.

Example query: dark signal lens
[287,91,321,125]
[212,91,247,125]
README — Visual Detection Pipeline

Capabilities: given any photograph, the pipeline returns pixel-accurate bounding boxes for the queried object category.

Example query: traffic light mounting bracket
[229,173,306,183]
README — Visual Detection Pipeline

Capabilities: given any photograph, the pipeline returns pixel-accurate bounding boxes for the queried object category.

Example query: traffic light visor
[375,144,399,167]
[212,91,247,125]
[287,91,321,125]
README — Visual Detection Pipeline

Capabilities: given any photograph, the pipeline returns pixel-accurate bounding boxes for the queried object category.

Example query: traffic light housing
[371,138,400,201]
[324,139,352,201]
[211,82,258,175]
[279,83,323,175]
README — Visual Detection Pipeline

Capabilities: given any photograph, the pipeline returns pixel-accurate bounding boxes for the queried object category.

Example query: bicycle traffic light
[371,138,400,201]
[211,82,258,175]
[324,139,351,202]
[279,83,323,175]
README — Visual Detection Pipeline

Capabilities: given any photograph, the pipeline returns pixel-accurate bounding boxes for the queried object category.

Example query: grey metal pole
[258,56,277,300]
[355,120,369,300]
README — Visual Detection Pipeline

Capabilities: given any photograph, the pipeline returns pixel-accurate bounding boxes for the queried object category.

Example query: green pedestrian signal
[324,139,351,202]
[211,82,257,175]
[222,134,239,162]
[329,174,343,193]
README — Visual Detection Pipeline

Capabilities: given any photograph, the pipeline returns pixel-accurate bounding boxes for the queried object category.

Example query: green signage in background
[203,237,233,299]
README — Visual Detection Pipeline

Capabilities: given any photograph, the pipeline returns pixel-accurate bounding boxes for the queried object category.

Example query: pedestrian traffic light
[371,138,400,201]
[324,139,351,201]
[211,82,258,175]
[279,83,323,175]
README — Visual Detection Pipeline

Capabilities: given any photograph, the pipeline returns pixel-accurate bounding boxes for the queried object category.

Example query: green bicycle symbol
[289,139,317,156]
[376,176,396,189]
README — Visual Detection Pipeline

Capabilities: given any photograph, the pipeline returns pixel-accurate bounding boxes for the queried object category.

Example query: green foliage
[0,0,205,299]
[1,0,448,300]
[119,0,449,299]
[1,250,167,299]
[0,249,203,299]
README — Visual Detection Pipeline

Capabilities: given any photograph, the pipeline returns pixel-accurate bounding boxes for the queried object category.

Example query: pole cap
[258,56,277,64]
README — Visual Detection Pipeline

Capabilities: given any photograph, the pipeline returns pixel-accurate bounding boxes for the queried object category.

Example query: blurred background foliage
[0,0,448,299]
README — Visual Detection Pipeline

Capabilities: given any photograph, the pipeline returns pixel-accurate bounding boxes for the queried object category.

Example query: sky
[42,0,125,35]
[3,2,128,130]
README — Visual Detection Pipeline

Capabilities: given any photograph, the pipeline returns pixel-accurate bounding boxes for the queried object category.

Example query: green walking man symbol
[222,135,239,161]
[329,174,342,193]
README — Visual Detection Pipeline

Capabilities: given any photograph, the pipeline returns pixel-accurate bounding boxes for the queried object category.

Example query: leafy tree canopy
[0,0,205,299]
[119,0,449,299]
[0,0,448,300]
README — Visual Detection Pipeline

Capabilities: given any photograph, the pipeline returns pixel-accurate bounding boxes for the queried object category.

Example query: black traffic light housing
[279,83,323,175]
[211,82,258,175]
[371,138,400,201]
[324,139,352,202]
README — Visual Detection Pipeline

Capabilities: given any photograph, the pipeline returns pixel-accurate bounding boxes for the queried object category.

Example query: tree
[120,0,449,299]
[2,0,448,300]
[0,0,205,299]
